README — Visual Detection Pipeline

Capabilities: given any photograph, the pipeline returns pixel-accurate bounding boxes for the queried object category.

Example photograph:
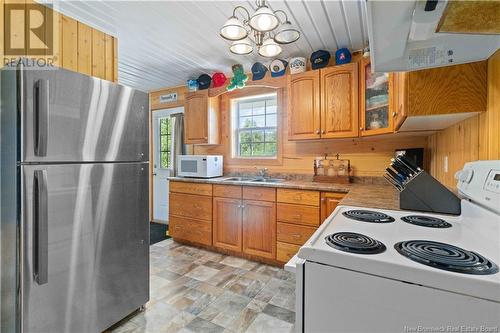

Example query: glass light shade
[220,16,247,41]
[258,38,282,57]
[230,38,253,55]
[249,6,279,32]
[274,22,300,44]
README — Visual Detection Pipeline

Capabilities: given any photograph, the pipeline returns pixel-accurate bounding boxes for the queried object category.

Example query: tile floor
[110,239,296,333]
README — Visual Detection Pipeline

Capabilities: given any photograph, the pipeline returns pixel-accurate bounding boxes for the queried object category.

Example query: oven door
[286,255,305,333]
[177,157,204,177]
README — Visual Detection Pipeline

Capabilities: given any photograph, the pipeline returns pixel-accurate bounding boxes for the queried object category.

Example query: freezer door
[22,67,148,163]
[22,163,149,332]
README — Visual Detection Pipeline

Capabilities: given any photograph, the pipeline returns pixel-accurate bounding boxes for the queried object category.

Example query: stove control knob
[455,169,474,183]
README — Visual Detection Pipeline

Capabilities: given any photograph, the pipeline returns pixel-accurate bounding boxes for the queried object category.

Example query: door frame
[149,107,184,223]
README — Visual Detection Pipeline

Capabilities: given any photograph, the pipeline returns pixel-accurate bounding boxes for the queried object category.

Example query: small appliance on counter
[313,154,352,184]
[384,153,461,215]
[177,155,223,178]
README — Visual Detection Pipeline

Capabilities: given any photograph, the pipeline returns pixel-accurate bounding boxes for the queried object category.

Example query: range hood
[366,0,500,72]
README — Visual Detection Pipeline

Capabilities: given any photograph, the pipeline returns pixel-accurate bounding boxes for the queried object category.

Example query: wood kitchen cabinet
[184,90,220,144]
[213,186,277,259]
[213,197,242,252]
[169,182,213,246]
[320,63,359,138]
[287,71,321,140]
[288,63,359,140]
[360,57,396,136]
[242,200,276,259]
[320,192,345,223]
[394,61,487,120]
[393,72,408,132]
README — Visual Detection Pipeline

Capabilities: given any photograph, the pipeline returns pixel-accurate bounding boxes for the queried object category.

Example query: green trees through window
[159,117,172,168]
[235,94,277,157]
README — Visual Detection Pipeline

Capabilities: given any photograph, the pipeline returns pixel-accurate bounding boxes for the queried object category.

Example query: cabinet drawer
[213,184,242,199]
[170,193,212,220]
[169,215,212,246]
[170,181,212,196]
[277,241,301,263]
[277,203,319,226]
[243,186,276,202]
[277,223,316,246]
[277,189,319,206]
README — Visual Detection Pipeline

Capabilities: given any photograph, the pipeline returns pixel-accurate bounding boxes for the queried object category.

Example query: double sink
[222,177,285,183]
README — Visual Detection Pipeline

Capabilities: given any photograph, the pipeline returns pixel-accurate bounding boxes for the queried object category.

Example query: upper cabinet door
[320,63,359,138]
[360,57,395,136]
[394,72,408,132]
[287,71,321,140]
[184,91,220,145]
[184,92,209,144]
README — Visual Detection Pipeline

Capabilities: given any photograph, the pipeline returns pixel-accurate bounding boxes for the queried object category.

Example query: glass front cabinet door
[360,57,395,136]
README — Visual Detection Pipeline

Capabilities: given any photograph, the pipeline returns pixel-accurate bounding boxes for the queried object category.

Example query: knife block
[400,171,461,215]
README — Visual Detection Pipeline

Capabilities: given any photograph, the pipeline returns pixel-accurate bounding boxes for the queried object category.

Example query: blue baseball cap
[270,59,288,77]
[310,50,330,69]
[251,62,268,81]
[335,48,352,65]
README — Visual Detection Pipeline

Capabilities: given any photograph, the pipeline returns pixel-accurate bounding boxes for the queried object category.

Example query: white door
[152,108,183,223]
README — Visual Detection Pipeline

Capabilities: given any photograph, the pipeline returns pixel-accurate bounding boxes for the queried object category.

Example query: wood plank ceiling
[44,1,368,91]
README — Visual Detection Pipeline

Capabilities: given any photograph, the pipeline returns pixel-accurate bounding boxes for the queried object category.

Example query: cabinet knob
[321,130,325,134]
[321,198,326,202]
[316,130,320,134]
[392,112,397,117]
[359,127,363,131]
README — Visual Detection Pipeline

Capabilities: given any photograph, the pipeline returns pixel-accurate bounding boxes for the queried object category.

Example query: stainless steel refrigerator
[1,61,149,332]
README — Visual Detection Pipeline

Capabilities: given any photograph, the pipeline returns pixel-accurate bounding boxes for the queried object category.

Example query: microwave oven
[177,155,223,178]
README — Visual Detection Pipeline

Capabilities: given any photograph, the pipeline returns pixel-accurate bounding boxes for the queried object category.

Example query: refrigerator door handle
[34,79,49,157]
[33,169,48,285]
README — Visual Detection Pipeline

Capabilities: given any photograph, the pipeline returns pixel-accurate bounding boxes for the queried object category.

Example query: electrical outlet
[444,156,449,173]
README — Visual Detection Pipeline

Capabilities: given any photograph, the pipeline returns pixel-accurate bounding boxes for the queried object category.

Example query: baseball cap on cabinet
[212,72,227,87]
[335,48,352,65]
[289,57,306,74]
[251,62,268,81]
[310,50,330,69]
[270,59,288,77]
[197,74,212,90]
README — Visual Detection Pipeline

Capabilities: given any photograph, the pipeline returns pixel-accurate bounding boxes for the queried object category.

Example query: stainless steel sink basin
[250,178,285,183]
[223,177,255,182]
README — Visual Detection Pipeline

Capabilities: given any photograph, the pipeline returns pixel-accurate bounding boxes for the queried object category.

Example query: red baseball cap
[212,72,227,88]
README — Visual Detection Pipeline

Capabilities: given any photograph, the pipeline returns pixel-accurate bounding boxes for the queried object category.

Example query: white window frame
[231,92,278,159]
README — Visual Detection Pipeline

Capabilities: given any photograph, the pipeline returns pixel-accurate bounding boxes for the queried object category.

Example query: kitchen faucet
[255,167,269,180]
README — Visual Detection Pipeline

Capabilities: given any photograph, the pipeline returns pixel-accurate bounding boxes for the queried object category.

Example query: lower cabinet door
[242,200,276,259]
[213,197,242,252]
[169,215,212,246]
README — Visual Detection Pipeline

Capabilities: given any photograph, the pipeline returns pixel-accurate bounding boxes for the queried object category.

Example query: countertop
[168,176,400,211]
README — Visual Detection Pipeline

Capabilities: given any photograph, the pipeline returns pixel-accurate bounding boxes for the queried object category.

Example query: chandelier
[219,0,300,57]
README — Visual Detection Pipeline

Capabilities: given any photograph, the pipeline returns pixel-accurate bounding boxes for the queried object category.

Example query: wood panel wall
[151,78,427,178]
[428,49,500,188]
[1,0,118,81]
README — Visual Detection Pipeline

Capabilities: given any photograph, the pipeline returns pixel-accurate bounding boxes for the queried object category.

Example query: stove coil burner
[325,232,386,255]
[342,210,395,223]
[395,240,499,275]
[401,215,452,228]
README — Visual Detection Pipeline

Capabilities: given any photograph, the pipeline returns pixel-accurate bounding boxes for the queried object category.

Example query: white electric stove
[288,160,500,333]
